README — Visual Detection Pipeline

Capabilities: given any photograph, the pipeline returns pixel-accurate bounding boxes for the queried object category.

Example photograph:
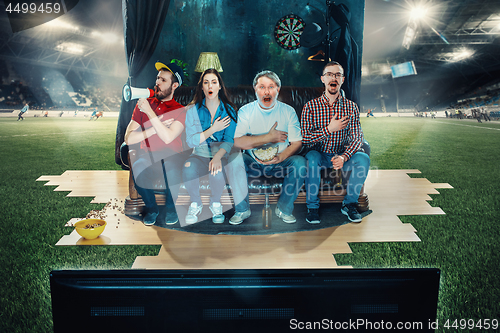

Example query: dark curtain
[115,0,171,167]
[329,3,361,107]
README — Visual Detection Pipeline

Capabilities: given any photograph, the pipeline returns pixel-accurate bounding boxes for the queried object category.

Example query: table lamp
[194,52,223,72]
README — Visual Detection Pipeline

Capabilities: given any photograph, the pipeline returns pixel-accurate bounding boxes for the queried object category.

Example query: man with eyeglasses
[301,61,370,224]
[233,70,306,224]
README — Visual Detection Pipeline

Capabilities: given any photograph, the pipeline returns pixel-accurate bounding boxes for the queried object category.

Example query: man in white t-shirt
[233,70,306,223]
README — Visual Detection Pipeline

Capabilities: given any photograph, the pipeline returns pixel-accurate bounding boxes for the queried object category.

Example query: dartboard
[274,14,305,50]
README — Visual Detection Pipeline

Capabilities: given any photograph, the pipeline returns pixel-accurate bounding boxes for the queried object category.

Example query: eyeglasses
[323,72,344,78]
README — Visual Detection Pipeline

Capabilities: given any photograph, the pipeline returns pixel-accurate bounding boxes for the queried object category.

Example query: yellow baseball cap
[155,61,184,85]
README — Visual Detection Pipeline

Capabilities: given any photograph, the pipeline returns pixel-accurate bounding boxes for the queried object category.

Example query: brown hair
[322,61,344,74]
[189,68,238,122]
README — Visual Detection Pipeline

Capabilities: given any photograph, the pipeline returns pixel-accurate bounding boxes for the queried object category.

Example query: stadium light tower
[402,3,432,50]
[410,6,428,21]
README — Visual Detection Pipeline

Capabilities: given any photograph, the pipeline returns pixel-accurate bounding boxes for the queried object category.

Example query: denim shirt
[185,99,236,158]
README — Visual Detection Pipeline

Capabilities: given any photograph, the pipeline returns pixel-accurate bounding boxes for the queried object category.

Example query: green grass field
[0,116,499,332]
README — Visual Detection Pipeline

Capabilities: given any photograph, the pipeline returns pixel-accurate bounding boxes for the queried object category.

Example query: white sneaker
[185,202,203,224]
[210,202,225,224]
[275,206,296,223]
[229,209,251,225]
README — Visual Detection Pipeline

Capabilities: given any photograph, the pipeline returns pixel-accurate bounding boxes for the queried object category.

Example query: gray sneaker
[229,209,251,225]
[275,207,296,223]
[209,202,225,224]
[185,202,203,224]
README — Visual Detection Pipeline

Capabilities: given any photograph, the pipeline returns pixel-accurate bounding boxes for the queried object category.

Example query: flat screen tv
[50,268,440,332]
[391,61,418,78]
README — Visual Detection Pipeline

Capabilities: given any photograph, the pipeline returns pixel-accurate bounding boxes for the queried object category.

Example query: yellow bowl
[74,219,107,240]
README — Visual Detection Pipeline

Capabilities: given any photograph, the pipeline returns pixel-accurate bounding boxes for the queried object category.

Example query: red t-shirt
[131,98,186,152]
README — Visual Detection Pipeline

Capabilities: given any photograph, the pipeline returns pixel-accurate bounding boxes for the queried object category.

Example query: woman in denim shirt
[183,69,238,224]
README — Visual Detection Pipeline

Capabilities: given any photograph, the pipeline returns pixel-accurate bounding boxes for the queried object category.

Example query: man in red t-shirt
[125,61,186,226]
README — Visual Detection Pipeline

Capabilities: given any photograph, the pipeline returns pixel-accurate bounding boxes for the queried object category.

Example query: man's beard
[256,91,279,109]
[155,84,173,100]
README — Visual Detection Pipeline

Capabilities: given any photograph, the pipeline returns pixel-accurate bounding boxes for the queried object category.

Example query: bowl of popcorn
[74,219,107,240]
[251,143,279,162]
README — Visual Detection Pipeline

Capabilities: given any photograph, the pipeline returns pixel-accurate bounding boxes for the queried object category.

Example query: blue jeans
[242,153,306,215]
[182,155,226,206]
[132,151,183,215]
[225,151,250,213]
[305,150,370,208]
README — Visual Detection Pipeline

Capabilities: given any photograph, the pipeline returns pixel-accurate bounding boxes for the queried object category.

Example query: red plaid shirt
[301,92,363,160]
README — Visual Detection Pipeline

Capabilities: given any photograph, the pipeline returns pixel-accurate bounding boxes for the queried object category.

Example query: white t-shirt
[234,100,302,153]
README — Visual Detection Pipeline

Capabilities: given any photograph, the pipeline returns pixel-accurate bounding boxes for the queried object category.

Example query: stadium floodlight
[55,42,85,55]
[403,22,417,50]
[43,19,79,33]
[450,48,474,62]
[493,22,500,33]
[101,32,120,44]
[402,2,435,49]
[91,31,120,44]
[410,6,429,21]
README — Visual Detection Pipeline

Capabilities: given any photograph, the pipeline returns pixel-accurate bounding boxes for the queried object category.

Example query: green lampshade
[194,52,223,72]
